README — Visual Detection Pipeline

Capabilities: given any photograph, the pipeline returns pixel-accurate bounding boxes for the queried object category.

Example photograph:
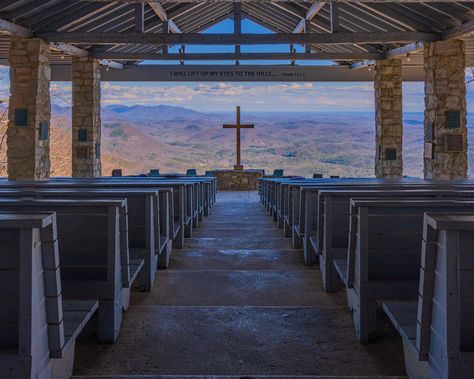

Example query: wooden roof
[1,1,474,80]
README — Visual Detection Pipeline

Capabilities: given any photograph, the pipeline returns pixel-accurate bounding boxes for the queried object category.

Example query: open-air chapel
[1,0,474,378]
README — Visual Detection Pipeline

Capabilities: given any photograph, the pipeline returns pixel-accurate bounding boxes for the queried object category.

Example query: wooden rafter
[147,2,181,33]
[294,1,325,33]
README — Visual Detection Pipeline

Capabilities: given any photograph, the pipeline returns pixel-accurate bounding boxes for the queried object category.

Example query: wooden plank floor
[72,191,408,378]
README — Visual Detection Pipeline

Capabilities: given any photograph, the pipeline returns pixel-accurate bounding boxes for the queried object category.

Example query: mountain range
[1,104,474,178]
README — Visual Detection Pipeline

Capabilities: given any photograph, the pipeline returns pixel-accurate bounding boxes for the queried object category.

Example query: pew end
[0,213,99,379]
[382,213,474,379]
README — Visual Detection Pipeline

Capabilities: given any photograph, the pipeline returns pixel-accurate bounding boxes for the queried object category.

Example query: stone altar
[210,169,264,190]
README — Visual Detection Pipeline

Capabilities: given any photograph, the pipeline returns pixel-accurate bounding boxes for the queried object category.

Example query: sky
[0,18,473,113]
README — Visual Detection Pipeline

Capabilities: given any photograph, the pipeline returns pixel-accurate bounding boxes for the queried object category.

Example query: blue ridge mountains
[2,104,473,177]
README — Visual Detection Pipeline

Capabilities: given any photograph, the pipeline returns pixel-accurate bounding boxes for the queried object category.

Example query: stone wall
[374,58,403,178]
[424,39,467,179]
[7,38,51,180]
[210,170,264,190]
[72,56,102,177]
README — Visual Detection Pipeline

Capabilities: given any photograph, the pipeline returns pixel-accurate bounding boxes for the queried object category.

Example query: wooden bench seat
[0,212,98,379]
[62,299,99,350]
[383,301,418,343]
[346,199,474,344]
[383,213,474,379]
[0,198,128,343]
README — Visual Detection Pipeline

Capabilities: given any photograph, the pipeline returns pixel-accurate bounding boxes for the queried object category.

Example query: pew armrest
[129,258,144,286]
[159,236,168,254]
[293,224,301,237]
[334,259,350,288]
[173,224,180,239]
[309,236,319,255]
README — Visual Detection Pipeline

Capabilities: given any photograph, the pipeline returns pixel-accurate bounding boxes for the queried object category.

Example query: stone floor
[72,191,407,378]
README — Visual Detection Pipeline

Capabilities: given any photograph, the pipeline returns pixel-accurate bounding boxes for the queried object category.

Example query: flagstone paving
[73,191,407,378]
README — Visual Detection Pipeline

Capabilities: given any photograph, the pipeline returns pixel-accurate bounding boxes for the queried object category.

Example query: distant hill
[1,104,474,178]
[102,104,208,122]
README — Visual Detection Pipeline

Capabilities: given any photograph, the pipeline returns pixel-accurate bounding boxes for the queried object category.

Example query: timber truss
[0,1,474,80]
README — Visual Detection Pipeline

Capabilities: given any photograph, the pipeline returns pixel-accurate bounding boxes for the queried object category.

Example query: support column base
[233,165,244,170]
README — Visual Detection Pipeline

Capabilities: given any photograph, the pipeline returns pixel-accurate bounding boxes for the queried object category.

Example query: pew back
[383,213,474,379]
[0,212,98,378]
[0,198,125,342]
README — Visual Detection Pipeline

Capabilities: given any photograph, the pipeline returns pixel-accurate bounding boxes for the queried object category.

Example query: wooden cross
[223,106,254,171]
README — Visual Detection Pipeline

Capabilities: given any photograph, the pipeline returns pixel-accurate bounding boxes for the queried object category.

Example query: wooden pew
[122,175,215,226]
[275,178,388,240]
[346,199,474,344]
[295,179,431,246]
[0,187,173,281]
[162,176,216,218]
[383,213,474,379]
[0,198,127,343]
[0,178,188,249]
[316,188,474,292]
[259,178,474,261]
[299,181,474,266]
[0,189,148,304]
[0,212,98,379]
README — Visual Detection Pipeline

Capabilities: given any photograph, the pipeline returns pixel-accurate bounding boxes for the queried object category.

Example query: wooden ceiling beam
[0,18,124,68]
[442,19,474,40]
[92,51,384,60]
[37,31,440,45]
[51,42,89,57]
[384,41,424,58]
[0,18,32,38]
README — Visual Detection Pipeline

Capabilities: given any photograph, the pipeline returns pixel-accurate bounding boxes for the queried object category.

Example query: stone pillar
[72,56,101,177]
[7,38,51,180]
[423,40,467,179]
[374,58,403,178]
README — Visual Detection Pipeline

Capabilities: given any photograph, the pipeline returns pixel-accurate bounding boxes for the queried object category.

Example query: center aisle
[73,191,407,378]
